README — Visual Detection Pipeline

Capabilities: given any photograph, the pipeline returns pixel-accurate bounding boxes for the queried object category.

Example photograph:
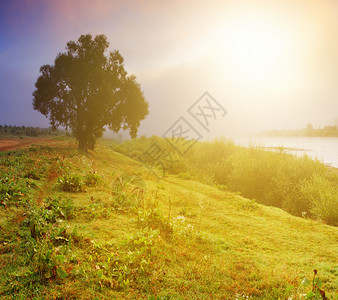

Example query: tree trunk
[88,134,95,150]
[78,136,88,152]
[88,140,95,151]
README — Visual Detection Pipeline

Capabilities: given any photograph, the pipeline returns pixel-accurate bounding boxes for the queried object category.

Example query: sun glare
[226,22,285,78]
[213,10,297,90]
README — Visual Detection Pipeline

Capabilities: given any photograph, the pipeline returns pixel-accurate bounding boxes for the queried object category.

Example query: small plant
[177,172,193,180]
[297,269,328,299]
[171,215,194,239]
[84,171,101,186]
[23,196,73,240]
[136,193,172,237]
[45,196,74,220]
[0,176,28,207]
[214,183,228,191]
[28,240,73,281]
[1,193,76,296]
[24,169,41,180]
[111,176,139,211]
[241,199,259,211]
[84,198,113,220]
[88,227,166,291]
[110,227,164,288]
[58,173,84,192]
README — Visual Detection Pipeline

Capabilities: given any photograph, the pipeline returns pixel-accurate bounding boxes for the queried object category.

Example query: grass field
[0,138,337,299]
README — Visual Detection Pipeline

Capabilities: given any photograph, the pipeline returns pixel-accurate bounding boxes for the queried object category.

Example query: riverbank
[112,136,338,226]
[258,125,338,137]
[234,136,338,168]
[0,139,337,299]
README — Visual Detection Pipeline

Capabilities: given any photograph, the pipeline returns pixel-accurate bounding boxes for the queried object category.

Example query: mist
[1,0,338,138]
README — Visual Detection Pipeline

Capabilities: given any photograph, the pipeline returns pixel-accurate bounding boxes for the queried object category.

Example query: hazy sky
[1,0,338,138]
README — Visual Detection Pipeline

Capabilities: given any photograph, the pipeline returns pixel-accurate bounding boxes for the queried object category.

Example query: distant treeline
[259,124,338,137]
[0,125,66,137]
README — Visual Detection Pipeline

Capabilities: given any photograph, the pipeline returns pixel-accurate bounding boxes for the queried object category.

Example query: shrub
[45,196,74,220]
[114,136,337,225]
[84,171,101,186]
[300,175,338,226]
[136,193,172,237]
[0,175,28,207]
[58,173,84,192]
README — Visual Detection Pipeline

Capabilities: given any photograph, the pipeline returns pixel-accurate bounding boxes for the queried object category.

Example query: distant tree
[33,34,149,151]
[306,123,313,131]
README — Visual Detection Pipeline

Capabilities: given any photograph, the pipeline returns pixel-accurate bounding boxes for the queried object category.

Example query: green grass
[0,139,337,299]
[112,136,338,226]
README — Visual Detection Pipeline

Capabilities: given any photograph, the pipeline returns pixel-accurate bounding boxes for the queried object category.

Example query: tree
[306,123,313,131]
[33,34,149,151]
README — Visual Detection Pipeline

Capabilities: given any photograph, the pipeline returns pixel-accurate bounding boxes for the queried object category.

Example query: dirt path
[0,138,54,152]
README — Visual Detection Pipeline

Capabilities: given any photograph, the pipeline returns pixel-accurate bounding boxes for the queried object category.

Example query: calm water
[234,136,338,168]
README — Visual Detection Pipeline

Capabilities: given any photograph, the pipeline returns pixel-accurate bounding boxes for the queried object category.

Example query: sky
[1,0,338,138]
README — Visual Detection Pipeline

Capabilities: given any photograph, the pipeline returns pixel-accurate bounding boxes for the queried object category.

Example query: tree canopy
[33,34,149,151]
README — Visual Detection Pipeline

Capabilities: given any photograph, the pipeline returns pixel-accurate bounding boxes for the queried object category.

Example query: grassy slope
[1,140,337,299]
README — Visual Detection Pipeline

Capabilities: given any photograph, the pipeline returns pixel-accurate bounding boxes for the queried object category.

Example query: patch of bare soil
[0,138,54,151]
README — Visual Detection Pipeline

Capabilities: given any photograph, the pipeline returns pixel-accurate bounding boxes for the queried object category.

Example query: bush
[114,136,337,225]
[84,172,100,186]
[45,196,74,220]
[300,175,338,226]
[58,173,84,192]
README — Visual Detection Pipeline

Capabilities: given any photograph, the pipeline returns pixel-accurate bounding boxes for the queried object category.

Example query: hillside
[0,139,337,299]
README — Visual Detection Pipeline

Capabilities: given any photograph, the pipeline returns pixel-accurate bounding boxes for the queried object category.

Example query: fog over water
[234,136,338,168]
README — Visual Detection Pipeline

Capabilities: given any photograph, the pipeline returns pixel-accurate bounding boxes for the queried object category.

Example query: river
[234,136,338,168]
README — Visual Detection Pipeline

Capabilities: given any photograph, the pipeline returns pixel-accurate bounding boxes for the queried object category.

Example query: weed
[58,173,84,192]
[24,170,41,180]
[294,270,328,299]
[109,227,165,289]
[241,199,259,211]
[1,194,76,296]
[84,171,101,186]
[45,196,74,220]
[110,175,141,212]
[136,192,172,237]
[0,176,28,207]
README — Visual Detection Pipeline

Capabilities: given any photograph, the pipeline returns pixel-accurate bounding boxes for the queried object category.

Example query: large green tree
[33,34,149,151]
